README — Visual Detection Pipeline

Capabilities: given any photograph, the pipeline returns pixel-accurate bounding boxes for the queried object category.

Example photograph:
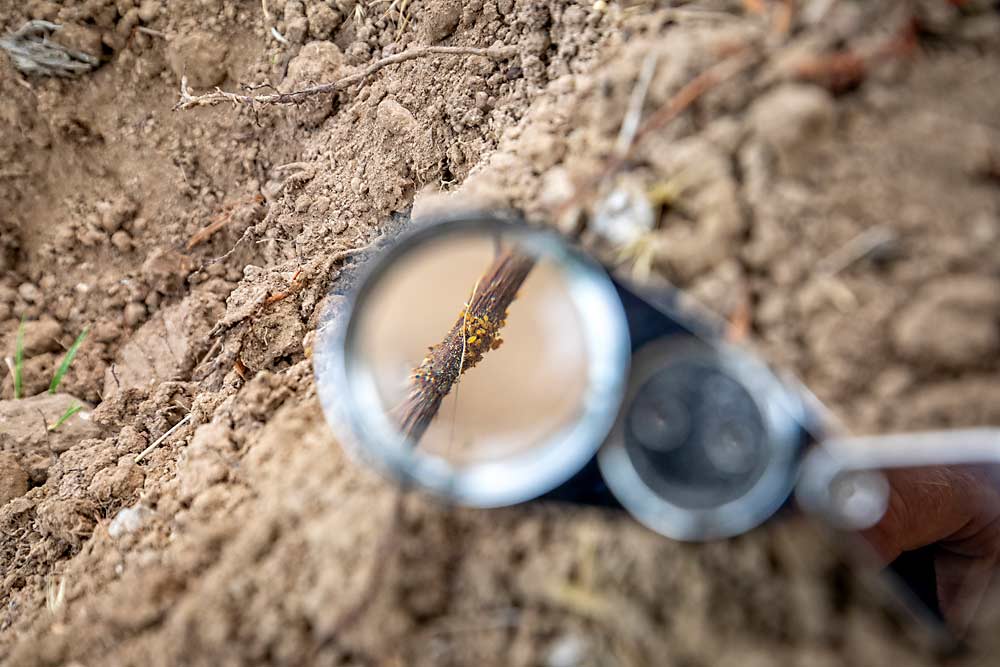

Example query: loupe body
[314,212,814,541]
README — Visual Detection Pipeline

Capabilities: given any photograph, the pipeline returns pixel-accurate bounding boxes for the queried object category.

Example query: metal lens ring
[314,213,630,508]
[598,336,807,541]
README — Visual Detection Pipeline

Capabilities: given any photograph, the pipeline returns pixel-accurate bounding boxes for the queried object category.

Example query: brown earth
[1,0,1000,665]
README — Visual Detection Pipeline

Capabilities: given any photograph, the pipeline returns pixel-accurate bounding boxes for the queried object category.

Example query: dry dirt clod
[891,275,1000,370]
[285,40,345,86]
[103,293,223,398]
[749,83,835,176]
[0,392,101,479]
[0,451,29,507]
[2,318,62,357]
[142,247,194,295]
[167,30,229,88]
[418,0,462,43]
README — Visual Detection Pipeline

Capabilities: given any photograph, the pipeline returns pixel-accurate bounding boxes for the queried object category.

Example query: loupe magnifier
[315,210,1000,649]
[314,211,813,540]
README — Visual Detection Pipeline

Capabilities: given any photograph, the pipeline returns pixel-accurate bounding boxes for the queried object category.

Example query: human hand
[862,465,1000,632]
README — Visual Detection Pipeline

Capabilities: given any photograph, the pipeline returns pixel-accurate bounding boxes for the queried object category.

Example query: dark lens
[623,359,768,510]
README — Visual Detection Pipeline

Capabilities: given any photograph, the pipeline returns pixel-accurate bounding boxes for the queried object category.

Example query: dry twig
[174,45,518,111]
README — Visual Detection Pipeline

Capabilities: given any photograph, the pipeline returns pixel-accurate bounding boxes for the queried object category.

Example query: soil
[1,1,1000,666]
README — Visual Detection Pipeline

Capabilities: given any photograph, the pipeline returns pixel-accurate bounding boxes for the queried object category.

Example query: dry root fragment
[187,194,265,250]
[174,45,518,111]
[0,21,98,77]
[395,249,535,444]
[792,17,918,93]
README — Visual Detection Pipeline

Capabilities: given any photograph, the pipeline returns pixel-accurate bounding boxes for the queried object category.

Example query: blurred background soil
[1,0,999,665]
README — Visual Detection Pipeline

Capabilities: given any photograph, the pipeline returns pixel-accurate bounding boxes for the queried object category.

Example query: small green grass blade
[49,327,89,395]
[14,316,25,400]
[49,402,82,432]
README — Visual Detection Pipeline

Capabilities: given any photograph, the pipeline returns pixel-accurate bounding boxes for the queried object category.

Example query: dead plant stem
[174,45,518,111]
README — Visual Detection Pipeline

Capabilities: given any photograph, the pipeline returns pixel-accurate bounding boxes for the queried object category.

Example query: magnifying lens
[314,211,813,539]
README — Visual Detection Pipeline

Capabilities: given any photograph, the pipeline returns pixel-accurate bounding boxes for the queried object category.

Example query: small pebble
[108,504,154,538]
[124,302,147,327]
[137,0,161,22]
[111,230,133,253]
[18,283,41,304]
[0,452,29,507]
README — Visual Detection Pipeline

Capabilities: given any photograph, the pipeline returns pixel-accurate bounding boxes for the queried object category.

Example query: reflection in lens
[627,391,688,453]
[704,419,759,476]
[828,469,889,531]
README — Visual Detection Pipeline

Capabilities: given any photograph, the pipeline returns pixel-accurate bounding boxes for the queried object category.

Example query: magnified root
[395,248,535,444]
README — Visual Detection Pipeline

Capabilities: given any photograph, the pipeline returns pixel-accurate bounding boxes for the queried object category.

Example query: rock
[111,230,133,253]
[89,457,146,505]
[286,16,309,44]
[0,452,29,507]
[750,84,835,176]
[891,275,1000,370]
[108,504,154,538]
[167,31,229,89]
[36,496,100,549]
[546,634,588,667]
[91,320,120,343]
[28,0,60,20]
[591,173,656,247]
[103,293,224,398]
[419,0,462,43]
[17,282,41,304]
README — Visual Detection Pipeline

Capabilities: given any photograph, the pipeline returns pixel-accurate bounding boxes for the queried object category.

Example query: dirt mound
[2,0,1000,665]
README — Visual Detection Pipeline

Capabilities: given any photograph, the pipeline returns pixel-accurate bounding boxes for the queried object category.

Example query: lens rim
[314,211,631,508]
[597,336,806,540]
